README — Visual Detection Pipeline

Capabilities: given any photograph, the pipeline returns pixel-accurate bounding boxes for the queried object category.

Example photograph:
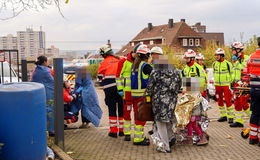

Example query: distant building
[17,27,46,59]
[0,34,17,50]
[117,19,224,55]
[191,22,224,46]
[0,27,60,61]
[43,45,60,57]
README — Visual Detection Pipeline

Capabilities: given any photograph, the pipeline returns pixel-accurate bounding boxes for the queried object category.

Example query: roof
[117,22,203,55]
[199,32,224,45]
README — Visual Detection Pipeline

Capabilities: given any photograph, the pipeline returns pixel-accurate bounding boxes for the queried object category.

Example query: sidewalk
[64,89,260,160]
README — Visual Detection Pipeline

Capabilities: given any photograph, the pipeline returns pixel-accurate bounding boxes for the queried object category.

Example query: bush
[87,64,100,79]
[163,45,185,69]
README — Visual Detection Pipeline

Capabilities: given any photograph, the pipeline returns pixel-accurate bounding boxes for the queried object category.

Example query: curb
[51,144,74,160]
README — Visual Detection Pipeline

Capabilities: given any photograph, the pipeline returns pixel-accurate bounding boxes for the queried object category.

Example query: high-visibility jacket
[233,53,249,82]
[97,55,120,89]
[213,59,234,86]
[248,48,260,88]
[181,62,207,90]
[131,61,150,97]
[116,56,127,91]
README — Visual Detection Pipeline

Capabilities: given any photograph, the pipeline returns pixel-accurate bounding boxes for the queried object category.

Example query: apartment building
[17,27,46,60]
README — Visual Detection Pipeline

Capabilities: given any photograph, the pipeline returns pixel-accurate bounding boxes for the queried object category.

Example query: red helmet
[215,48,225,55]
[231,42,244,50]
[195,53,205,60]
[183,49,196,58]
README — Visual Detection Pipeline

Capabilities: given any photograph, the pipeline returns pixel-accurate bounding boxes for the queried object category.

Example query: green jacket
[233,54,249,82]
[181,62,207,90]
[213,59,234,86]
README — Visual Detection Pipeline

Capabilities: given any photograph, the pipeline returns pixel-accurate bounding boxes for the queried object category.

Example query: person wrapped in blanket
[175,77,210,146]
[70,66,103,128]
[63,81,79,128]
[147,54,182,153]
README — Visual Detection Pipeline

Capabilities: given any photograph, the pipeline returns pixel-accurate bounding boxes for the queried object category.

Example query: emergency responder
[151,46,163,65]
[230,42,250,128]
[131,44,153,146]
[195,53,208,99]
[247,37,260,147]
[196,53,207,70]
[116,43,141,141]
[181,49,207,93]
[213,48,234,124]
[97,44,124,138]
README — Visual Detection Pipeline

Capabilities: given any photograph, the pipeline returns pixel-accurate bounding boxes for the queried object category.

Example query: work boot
[118,131,124,137]
[230,122,244,128]
[249,139,258,145]
[108,132,117,138]
[182,136,193,145]
[169,137,176,147]
[124,135,131,141]
[228,118,234,124]
[217,116,227,122]
[133,137,150,146]
[197,134,209,146]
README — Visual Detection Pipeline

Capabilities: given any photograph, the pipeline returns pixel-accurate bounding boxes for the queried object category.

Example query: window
[189,39,194,46]
[131,42,134,47]
[183,39,188,46]
[195,39,200,46]
[150,40,154,45]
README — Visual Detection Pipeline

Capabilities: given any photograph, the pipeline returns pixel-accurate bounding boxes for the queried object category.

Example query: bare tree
[0,0,64,20]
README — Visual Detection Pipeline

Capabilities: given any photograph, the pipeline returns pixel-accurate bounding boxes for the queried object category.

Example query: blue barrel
[0,82,47,160]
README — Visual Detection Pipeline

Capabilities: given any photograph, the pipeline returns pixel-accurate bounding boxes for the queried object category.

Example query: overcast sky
[1,0,260,50]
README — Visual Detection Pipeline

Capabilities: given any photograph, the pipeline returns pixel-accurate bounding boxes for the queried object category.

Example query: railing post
[21,60,28,82]
[53,58,64,150]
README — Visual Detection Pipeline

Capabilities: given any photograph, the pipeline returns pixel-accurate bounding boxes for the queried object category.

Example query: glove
[75,87,83,94]
[118,91,124,97]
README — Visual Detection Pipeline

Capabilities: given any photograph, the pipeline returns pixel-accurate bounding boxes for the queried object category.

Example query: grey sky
[1,0,260,50]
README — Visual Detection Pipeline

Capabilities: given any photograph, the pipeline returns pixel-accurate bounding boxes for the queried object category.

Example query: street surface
[64,89,260,160]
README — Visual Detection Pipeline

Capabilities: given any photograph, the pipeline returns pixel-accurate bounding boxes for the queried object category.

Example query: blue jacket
[31,65,54,133]
[72,73,103,127]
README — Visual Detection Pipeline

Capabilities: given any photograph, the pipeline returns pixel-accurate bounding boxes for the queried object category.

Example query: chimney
[107,39,111,48]
[148,23,153,31]
[168,19,174,28]
[196,22,201,26]
[181,19,186,23]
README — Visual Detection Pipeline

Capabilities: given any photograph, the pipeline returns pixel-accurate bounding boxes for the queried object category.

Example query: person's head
[99,44,114,58]
[215,48,225,61]
[195,53,205,65]
[35,55,48,66]
[183,49,196,64]
[231,42,244,57]
[151,46,163,60]
[63,81,71,89]
[136,44,151,61]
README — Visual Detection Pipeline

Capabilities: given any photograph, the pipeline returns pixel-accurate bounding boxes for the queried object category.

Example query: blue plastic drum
[0,82,47,160]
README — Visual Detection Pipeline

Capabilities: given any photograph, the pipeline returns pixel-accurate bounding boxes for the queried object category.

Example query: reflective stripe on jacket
[213,60,234,86]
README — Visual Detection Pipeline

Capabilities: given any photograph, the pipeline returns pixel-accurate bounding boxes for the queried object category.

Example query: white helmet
[215,48,225,55]
[99,44,112,55]
[231,42,244,50]
[195,53,205,60]
[151,46,163,55]
[183,49,196,58]
[136,44,150,55]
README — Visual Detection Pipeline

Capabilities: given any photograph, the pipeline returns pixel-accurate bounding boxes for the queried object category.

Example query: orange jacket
[97,56,120,80]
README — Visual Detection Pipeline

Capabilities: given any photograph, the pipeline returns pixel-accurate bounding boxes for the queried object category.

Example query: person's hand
[72,94,77,100]
[118,91,124,97]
